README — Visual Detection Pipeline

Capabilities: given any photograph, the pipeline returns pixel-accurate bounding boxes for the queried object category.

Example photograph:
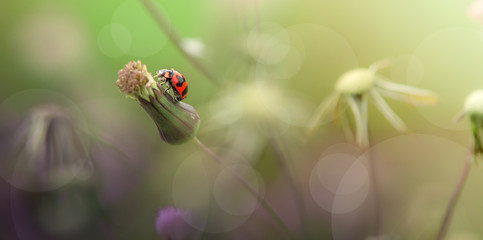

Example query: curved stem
[364,125,382,238]
[139,0,221,84]
[435,151,473,240]
[193,137,297,240]
[366,148,382,238]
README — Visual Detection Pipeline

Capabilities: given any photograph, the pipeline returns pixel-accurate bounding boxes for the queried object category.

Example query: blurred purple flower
[155,207,201,240]
[0,104,93,192]
[0,99,150,239]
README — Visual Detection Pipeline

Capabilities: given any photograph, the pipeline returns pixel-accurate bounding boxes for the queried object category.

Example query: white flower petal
[370,89,408,132]
[368,58,393,73]
[346,95,368,148]
[306,93,340,133]
[453,110,466,123]
[375,77,437,105]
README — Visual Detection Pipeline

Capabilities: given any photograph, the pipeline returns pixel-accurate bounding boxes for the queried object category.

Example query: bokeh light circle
[111,0,170,57]
[213,163,264,217]
[411,27,483,131]
[309,152,370,214]
[246,22,291,65]
[389,54,425,86]
[254,23,359,128]
[13,6,88,74]
[171,154,211,224]
[172,152,263,233]
[330,134,468,239]
[97,24,132,57]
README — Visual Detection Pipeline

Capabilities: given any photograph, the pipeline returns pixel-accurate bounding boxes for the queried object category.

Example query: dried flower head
[2,104,92,191]
[308,59,437,148]
[116,60,158,101]
[116,60,200,144]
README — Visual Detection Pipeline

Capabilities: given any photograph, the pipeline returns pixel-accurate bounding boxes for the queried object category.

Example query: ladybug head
[156,69,175,80]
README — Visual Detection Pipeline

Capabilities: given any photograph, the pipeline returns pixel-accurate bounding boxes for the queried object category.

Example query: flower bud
[464,90,483,155]
[116,61,200,144]
[464,90,483,115]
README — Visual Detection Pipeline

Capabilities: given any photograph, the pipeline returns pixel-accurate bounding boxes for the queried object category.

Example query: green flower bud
[335,68,375,95]
[116,60,200,145]
[464,90,483,155]
[464,90,483,115]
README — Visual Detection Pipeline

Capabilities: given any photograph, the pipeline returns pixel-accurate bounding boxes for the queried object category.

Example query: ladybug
[155,69,188,102]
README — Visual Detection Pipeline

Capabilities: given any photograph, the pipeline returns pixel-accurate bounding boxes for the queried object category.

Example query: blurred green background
[2,0,483,239]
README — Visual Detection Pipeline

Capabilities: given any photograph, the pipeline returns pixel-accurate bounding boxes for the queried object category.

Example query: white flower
[459,90,483,156]
[468,0,483,24]
[205,81,309,161]
[308,59,437,148]
[181,38,206,58]
[464,90,483,115]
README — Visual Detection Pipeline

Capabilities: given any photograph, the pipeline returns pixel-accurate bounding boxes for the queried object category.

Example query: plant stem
[138,0,221,84]
[435,151,473,240]
[354,96,382,238]
[365,147,382,238]
[193,137,297,240]
[268,134,309,239]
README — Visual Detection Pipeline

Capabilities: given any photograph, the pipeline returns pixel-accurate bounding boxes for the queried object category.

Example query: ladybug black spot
[182,85,188,97]
[166,70,173,79]
[175,75,185,87]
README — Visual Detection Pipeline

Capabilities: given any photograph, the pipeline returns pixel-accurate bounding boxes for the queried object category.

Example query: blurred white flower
[468,0,483,24]
[205,80,309,161]
[464,90,483,115]
[181,38,206,58]
[308,59,437,148]
[245,25,290,65]
[458,90,483,156]
[14,6,88,73]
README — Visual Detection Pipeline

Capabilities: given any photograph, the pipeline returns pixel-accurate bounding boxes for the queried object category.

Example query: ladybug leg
[157,76,167,85]
[161,82,171,94]
[173,92,181,102]
[166,89,179,102]
[155,76,169,93]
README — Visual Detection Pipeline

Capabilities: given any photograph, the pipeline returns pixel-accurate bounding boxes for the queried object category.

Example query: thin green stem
[139,0,221,85]
[193,137,297,240]
[435,151,473,240]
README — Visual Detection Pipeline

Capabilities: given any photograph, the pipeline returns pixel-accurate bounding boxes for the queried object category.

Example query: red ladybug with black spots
[155,69,188,102]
